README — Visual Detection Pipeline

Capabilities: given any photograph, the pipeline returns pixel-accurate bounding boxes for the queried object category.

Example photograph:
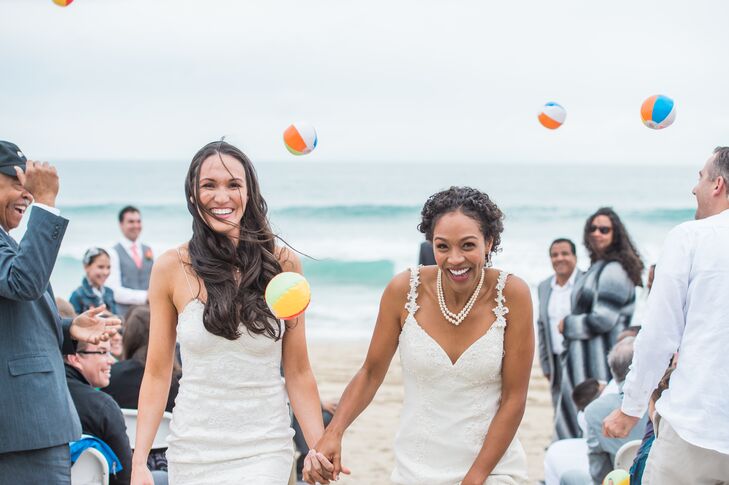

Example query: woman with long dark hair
[556,207,643,439]
[130,142,328,484]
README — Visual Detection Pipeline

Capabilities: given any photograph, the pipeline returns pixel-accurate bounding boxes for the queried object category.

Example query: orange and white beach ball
[283,123,317,156]
[641,94,676,129]
[52,0,73,6]
[538,102,566,130]
[602,469,629,485]
[265,272,311,320]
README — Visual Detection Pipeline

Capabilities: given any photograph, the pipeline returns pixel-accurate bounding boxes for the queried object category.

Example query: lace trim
[492,271,509,329]
[405,265,422,316]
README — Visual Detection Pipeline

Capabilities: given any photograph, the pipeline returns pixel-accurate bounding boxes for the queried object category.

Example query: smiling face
[432,210,492,288]
[588,214,614,254]
[196,152,248,241]
[119,210,142,242]
[85,253,111,289]
[0,172,32,232]
[549,241,577,280]
[72,341,114,388]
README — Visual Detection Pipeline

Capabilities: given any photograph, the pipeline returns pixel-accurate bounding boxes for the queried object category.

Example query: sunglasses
[589,225,612,235]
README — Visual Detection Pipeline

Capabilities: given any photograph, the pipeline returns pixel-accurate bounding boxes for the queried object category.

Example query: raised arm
[130,251,179,485]
[312,270,409,479]
[462,275,534,485]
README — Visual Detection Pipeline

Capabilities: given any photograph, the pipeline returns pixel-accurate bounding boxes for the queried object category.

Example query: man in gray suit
[537,238,582,439]
[0,141,120,484]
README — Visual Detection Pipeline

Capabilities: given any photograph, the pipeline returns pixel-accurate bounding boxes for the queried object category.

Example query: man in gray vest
[0,140,120,483]
[107,206,154,317]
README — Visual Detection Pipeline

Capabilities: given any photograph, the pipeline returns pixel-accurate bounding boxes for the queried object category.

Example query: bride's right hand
[313,431,351,481]
[130,463,154,485]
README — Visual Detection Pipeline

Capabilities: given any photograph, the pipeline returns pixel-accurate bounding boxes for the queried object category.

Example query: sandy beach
[308,341,552,485]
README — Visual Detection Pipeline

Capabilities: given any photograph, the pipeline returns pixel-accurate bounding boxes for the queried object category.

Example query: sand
[307,341,553,485]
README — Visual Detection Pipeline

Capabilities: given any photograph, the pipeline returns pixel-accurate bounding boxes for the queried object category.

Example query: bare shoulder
[381,268,412,304]
[500,272,531,302]
[153,247,185,275]
[275,246,302,273]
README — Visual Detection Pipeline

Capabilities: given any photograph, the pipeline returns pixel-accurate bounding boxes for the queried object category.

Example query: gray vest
[114,242,153,316]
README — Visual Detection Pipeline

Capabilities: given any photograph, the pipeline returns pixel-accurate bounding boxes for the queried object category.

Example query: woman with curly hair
[556,207,643,439]
[130,142,330,484]
[310,186,533,485]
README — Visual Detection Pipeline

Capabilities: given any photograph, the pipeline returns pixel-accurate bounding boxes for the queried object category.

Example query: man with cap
[0,140,121,483]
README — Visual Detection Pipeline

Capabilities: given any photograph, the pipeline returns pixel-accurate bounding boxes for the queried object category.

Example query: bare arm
[131,251,179,484]
[463,275,534,484]
[313,270,409,477]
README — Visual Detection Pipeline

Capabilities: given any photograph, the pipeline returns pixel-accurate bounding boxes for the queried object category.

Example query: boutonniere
[144,248,153,261]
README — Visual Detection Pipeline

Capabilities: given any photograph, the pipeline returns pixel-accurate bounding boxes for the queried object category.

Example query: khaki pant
[644,418,729,484]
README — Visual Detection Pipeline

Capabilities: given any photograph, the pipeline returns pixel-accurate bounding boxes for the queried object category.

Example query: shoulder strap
[404,265,422,316]
[176,247,195,299]
[492,270,510,326]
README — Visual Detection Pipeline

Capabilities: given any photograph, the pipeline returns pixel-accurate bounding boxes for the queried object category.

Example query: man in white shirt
[537,238,582,439]
[107,206,154,317]
[604,146,729,482]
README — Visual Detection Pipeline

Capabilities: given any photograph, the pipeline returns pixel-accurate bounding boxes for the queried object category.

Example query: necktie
[130,244,143,269]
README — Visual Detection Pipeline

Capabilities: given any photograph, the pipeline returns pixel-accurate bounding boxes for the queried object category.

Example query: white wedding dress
[166,255,294,484]
[392,266,529,485]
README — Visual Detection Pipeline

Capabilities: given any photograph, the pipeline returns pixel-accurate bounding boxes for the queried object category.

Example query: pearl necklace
[436,267,486,326]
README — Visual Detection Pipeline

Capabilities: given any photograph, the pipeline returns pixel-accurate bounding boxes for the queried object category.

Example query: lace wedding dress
[165,252,294,484]
[392,266,529,485]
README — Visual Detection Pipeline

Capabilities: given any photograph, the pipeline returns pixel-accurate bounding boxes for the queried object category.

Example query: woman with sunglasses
[557,207,644,438]
[69,247,118,315]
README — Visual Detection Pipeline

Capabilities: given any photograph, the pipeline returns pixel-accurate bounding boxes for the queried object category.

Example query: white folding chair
[614,438,642,471]
[71,447,109,485]
[122,408,173,449]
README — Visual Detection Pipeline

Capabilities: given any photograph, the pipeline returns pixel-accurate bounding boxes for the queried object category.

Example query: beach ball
[265,272,311,319]
[52,0,73,6]
[602,469,629,485]
[641,94,676,129]
[538,102,566,129]
[283,123,317,155]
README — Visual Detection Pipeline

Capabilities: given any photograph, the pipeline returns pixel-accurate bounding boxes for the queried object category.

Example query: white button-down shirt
[547,269,577,354]
[622,208,729,454]
[106,236,148,306]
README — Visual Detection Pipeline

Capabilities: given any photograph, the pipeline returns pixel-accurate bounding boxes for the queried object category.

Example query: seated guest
[65,340,132,485]
[70,247,118,315]
[109,325,124,361]
[103,306,180,413]
[55,296,77,319]
[572,378,606,436]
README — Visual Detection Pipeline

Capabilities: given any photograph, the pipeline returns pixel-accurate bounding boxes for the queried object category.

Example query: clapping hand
[69,305,121,344]
[14,160,59,207]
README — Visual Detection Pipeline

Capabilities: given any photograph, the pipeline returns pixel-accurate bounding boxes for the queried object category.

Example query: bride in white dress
[131,142,331,485]
[309,187,533,485]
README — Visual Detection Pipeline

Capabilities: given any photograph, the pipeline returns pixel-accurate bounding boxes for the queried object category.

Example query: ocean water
[22,160,696,340]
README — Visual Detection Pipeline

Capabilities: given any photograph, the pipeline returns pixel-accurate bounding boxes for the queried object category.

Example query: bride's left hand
[302,449,334,484]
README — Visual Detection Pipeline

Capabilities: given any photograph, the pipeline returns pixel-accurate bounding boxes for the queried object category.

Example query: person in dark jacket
[70,247,118,315]
[65,339,132,485]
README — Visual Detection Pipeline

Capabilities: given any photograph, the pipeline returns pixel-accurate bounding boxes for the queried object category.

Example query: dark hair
[118,205,140,223]
[418,186,504,256]
[583,207,644,286]
[572,378,602,411]
[710,146,729,187]
[185,141,282,341]
[123,306,181,374]
[82,247,110,266]
[549,238,576,256]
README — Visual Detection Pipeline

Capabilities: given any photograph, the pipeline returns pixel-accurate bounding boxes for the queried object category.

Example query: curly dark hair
[185,141,282,341]
[417,186,504,256]
[583,207,644,286]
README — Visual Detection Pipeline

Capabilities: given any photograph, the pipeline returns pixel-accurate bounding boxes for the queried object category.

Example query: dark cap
[0,141,27,177]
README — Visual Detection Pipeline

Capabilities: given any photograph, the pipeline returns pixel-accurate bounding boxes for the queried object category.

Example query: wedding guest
[70,247,118,315]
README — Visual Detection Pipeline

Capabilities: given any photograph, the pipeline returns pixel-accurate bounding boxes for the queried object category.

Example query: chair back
[122,408,173,449]
[614,438,642,471]
[71,447,109,485]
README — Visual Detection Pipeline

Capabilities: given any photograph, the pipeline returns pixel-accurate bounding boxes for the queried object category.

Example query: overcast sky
[1,0,727,164]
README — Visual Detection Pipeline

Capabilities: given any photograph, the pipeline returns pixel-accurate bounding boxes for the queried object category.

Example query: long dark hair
[185,141,282,341]
[583,207,644,286]
[123,305,181,374]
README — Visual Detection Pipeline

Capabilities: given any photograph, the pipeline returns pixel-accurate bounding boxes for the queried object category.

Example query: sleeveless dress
[166,251,294,484]
[392,266,529,485]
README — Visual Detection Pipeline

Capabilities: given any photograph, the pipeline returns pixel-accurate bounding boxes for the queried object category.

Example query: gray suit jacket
[536,270,583,377]
[0,207,82,454]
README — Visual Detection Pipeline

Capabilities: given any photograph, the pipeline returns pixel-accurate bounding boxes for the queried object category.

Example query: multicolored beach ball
[265,272,311,320]
[52,0,73,6]
[641,94,676,129]
[538,102,566,130]
[602,469,629,485]
[283,123,317,155]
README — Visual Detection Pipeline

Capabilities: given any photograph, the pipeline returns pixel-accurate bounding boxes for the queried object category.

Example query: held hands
[14,160,59,207]
[304,432,351,483]
[602,408,640,438]
[69,305,122,344]
[302,449,335,484]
